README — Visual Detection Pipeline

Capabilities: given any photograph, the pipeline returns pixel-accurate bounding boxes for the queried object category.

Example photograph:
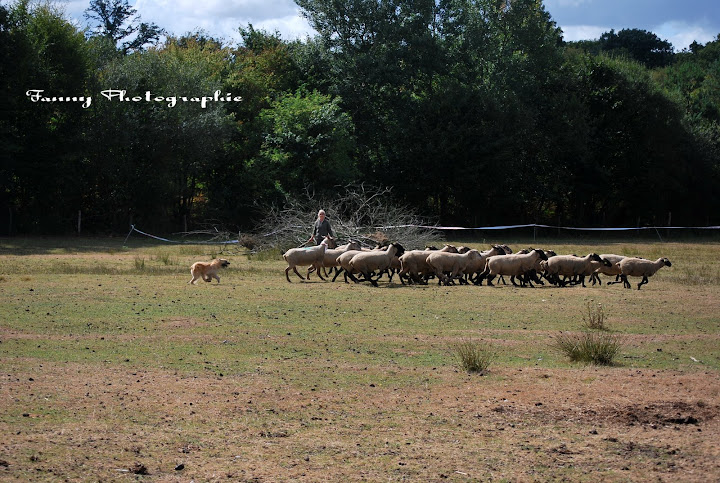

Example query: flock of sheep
[283,236,672,290]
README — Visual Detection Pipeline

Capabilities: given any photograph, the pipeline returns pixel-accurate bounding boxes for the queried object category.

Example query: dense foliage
[1,0,718,234]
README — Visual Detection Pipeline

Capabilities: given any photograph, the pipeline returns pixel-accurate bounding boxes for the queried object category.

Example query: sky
[58,0,720,51]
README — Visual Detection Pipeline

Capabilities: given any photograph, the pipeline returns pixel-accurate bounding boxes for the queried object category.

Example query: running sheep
[426,249,483,286]
[545,253,609,287]
[283,237,333,282]
[481,249,548,287]
[348,243,406,287]
[617,257,672,290]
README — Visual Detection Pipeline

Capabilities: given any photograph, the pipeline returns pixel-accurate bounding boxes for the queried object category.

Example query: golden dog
[188,258,230,284]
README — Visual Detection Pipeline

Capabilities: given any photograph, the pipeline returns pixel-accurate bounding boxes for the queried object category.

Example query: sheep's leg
[637,275,648,290]
[315,263,326,281]
[444,272,456,286]
[363,272,379,287]
[332,268,344,282]
[343,270,360,284]
[580,275,587,288]
[527,270,542,286]
[621,275,631,289]
[285,267,293,283]
[525,274,535,288]
[486,274,496,286]
[292,266,305,280]
[456,271,468,285]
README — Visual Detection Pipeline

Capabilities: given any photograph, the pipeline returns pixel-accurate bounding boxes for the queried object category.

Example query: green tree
[0,0,91,233]
[203,26,304,227]
[258,89,357,196]
[84,0,163,54]
[598,28,674,68]
[84,37,234,231]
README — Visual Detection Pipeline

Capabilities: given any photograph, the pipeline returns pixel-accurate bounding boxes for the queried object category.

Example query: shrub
[553,331,622,365]
[452,340,495,374]
[583,301,608,330]
[152,251,177,266]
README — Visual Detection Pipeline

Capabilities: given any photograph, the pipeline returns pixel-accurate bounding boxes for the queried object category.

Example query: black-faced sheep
[348,243,406,287]
[426,249,483,286]
[482,249,548,287]
[545,253,609,287]
[618,257,672,290]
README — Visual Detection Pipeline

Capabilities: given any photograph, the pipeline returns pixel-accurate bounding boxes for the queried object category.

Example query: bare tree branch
[257,183,441,251]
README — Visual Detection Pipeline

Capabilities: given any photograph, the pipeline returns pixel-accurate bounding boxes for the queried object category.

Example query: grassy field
[0,236,719,481]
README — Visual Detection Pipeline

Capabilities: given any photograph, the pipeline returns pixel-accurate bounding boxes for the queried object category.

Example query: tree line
[1,0,718,235]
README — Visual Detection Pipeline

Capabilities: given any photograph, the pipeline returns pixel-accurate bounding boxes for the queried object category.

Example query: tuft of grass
[134,256,146,271]
[583,301,608,331]
[451,340,495,374]
[248,248,284,262]
[152,251,178,266]
[553,331,622,366]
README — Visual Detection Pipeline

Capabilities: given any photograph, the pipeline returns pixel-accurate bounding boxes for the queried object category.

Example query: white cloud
[559,24,609,42]
[133,0,313,41]
[653,21,716,51]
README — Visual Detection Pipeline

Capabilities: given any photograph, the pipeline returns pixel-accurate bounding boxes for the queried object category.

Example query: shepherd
[307,209,335,246]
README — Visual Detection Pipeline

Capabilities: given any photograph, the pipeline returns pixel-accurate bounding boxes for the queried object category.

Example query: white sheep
[398,250,431,284]
[591,254,626,285]
[618,257,672,290]
[308,240,362,280]
[348,243,405,286]
[283,240,329,282]
[332,248,367,283]
[426,249,483,286]
[466,245,508,284]
[397,245,459,285]
[482,249,549,287]
[545,253,609,287]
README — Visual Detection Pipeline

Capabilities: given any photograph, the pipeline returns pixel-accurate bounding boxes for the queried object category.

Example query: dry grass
[583,301,608,331]
[0,237,718,481]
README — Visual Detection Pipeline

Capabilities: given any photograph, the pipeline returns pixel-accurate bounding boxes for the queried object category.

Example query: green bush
[553,331,622,365]
[134,256,146,271]
[452,340,495,374]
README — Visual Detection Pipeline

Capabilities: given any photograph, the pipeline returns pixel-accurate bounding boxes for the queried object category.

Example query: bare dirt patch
[1,363,719,481]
